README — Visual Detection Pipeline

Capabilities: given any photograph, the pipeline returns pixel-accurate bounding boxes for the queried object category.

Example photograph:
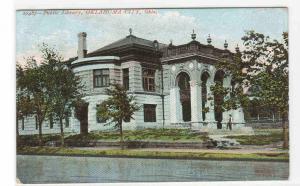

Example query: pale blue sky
[16,8,288,62]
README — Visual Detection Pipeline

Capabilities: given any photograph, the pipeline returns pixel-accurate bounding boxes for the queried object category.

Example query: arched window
[176,72,191,122]
[201,71,210,121]
[142,69,155,92]
[177,72,190,103]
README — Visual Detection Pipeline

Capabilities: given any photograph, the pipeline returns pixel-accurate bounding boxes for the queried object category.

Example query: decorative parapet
[160,41,235,63]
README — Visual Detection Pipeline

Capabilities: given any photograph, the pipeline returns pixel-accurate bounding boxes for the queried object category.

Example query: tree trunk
[60,117,64,147]
[282,113,288,149]
[119,121,124,150]
[38,119,43,146]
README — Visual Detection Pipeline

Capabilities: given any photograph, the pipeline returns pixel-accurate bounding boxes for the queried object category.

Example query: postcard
[16,7,289,184]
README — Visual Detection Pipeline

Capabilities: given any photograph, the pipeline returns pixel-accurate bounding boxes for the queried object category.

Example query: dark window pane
[144,104,156,122]
[49,115,53,129]
[104,76,109,86]
[143,78,147,90]
[123,68,129,90]
[142,69,155,92]
[94,70,101,75]
[103,69,109,75]
[22,118,24,130]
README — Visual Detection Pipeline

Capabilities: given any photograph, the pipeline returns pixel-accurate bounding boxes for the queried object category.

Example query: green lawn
[17,146,289,161]
[65,128,209,142]
[18,128,287,147]
[226,129,287,145]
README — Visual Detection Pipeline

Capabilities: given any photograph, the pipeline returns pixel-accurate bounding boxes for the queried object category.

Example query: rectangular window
[35,116,38,130]
[94,69,110,88]
[49,115,53,129]
[123,68,129,90]
[96,105,107,123]
[65,117,69,128]
[142,69,155,92]
[144,104,156,122]
[21,118,24,130]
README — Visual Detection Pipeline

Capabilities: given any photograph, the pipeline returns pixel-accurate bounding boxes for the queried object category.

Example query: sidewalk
[75,145,288,154]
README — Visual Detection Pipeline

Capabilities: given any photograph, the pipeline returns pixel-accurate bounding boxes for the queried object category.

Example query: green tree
[17,44,85,146]
[41,45,84,146]
[16,64,34,142]
[210,43,250,114]
[97,84,140,149]
[210,31,288,149]
[18,56,53,145]
[242,31,288,148]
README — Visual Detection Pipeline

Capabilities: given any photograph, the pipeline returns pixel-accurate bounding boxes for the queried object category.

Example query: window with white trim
[94,69,110,88]
[142,69,155,92]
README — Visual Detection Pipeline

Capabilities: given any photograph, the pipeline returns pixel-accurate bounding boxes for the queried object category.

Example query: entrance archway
[214,70,225,129]
[176,72,191,122]
[201,71,210,121]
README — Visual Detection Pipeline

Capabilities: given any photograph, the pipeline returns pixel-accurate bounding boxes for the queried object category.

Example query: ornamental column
[170,87,182,123]
[190,80,202,129]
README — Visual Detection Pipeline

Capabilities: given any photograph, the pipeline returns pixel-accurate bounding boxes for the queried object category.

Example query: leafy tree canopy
[97,83,140,129]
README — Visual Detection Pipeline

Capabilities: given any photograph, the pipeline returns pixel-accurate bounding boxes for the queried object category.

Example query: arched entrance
[176,72,191,122]
[201,71,210,121]
[214,70,225,129]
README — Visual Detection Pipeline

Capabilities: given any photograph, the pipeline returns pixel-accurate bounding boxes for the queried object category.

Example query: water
[17,155,289,183]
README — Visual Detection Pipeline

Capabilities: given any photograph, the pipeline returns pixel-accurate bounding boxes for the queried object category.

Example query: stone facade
[18,31,248,135]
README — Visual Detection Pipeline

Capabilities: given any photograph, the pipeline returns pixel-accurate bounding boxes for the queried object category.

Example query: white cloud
[68,10,210,55]
[16,9,287,60]
[18,10,205,59]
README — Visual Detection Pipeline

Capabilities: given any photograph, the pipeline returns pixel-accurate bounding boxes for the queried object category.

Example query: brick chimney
[77,32,87,59]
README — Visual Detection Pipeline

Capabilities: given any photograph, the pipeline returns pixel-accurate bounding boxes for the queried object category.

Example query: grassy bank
[17,146,289,162]
[226,129,287,145]
[65,129,209,142]
[18,129,209,146]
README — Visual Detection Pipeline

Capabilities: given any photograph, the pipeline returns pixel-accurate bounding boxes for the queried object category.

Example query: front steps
[207,135,241,149]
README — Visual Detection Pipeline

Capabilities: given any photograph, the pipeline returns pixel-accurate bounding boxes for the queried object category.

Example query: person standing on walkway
[227,114,233,130]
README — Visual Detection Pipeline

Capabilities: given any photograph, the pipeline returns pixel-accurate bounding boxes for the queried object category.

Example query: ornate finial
[207,34,212,45]
[153,40,159,50]
[191,29,196,40]
[224,40,228,49]
[168,39,173,47]
[235,44,240,53]
[129,28,132,35]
